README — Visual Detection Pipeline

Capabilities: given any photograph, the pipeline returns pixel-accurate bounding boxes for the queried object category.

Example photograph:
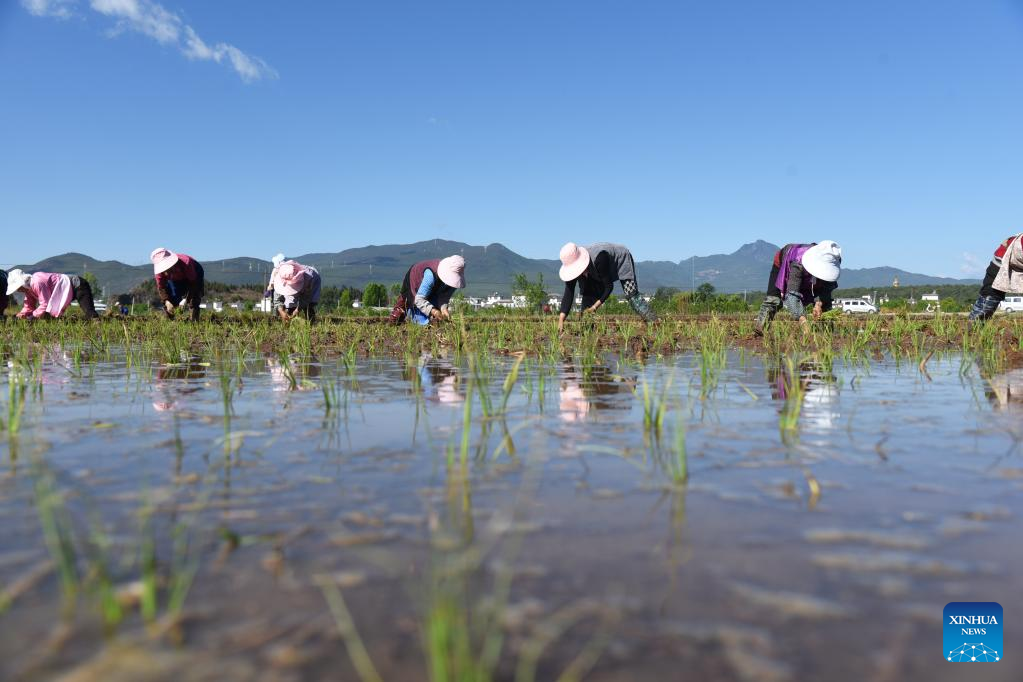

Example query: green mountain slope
[13,240,978,297]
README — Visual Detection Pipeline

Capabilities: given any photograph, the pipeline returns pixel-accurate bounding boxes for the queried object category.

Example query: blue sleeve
[414,269,437,316]
[416,269,436,298]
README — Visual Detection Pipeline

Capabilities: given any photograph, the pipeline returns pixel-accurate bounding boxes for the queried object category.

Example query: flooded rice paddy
[2,340,1023,681]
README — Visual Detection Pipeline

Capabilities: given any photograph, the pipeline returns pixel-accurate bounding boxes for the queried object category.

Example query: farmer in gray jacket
[556,242,655,333]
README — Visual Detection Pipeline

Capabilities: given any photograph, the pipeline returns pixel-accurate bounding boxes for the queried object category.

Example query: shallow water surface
[1,350,1022,681]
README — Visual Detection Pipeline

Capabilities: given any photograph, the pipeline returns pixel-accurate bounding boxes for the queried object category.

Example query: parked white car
[998,296,1023,313]
[837,298,878,314]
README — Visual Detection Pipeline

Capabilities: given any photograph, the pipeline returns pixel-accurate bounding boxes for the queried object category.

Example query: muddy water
[1,351,1022,681]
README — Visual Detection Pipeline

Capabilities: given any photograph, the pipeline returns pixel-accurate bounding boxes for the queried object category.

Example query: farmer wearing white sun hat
[754,241,842,334]
[389,255,466,325]
[6,269,101,320]
[150,247,205,321]
[272,260,322,322]
[557,242,655,333]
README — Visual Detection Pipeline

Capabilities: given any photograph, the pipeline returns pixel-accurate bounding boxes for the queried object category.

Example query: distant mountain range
[13,240,977,297]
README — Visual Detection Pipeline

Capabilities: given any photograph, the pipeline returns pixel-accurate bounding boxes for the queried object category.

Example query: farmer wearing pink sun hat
[557,242,655,333]
[272,260,322,322]
[150,247,205,321]
[389,255,466,325]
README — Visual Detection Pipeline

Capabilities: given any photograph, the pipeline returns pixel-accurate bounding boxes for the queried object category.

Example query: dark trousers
[765,260,783,298]
[71,277,99,319]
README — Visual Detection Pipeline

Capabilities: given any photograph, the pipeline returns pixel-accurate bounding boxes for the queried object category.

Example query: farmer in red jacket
[150,247,205,321]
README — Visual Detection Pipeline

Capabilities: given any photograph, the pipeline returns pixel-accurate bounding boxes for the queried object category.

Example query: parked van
[998,296,1023,314]
[837,298,878,314]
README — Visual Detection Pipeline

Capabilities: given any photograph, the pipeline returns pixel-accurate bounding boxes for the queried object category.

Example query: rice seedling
[636,372,673,434]
[666,415,688,486]
[777,354,805,443]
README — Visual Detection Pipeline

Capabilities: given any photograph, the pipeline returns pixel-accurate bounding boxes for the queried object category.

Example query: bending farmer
[389,256,466,325]
[557,242,655,333]
[272,260,321,322]
[969,234,1023,322]
[151,248,205,321]
[0,269,7,322]
[6,269,100,319]
[755,241,842,334]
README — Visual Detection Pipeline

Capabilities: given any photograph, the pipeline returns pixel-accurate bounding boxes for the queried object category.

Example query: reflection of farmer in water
[559,361,635,423]
[767,359,840,430]
[266,355,322,392]
[152,360,208,412]
[981,366,1023,411]
[407,355,464,404]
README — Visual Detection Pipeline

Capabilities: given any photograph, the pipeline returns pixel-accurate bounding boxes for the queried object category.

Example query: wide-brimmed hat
[273,261,309,295]
[801,241,842,282]
[437,255,466,289]
[6,268,30,296]
[150,247,180,275]
[271,253,286,267]
[558,242,590,282]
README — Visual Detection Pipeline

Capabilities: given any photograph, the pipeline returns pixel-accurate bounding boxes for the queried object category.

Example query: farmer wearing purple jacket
[754,241,842,335]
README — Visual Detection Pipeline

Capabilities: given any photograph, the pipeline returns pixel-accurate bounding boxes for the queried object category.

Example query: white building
[921,291,940,303]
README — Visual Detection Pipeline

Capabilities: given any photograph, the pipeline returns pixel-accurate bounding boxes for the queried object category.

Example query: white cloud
[961,251,985,276]
[21,0,76,19]
[91,0,181,45]
[181,26,277,83]
[23,0,276,82]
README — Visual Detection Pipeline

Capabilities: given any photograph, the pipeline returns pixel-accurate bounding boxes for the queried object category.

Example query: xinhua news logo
[944,602,1003,662]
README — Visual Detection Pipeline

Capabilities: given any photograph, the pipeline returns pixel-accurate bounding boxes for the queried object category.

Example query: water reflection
[767,359,840,430]
[409,354,464,404]
[559,361,634,422]
[152,359,207,411]
[266,355,322,392]
[983,367,1023,411]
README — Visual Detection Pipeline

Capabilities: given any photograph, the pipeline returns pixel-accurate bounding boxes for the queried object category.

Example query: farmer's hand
[440,308,451,320]
[164,301,175,315]
[558,312,567,334]
[812,302,823,320]
[799,315,809,328]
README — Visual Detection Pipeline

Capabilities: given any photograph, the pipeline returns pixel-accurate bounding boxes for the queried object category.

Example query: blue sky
[2,0,1022,277]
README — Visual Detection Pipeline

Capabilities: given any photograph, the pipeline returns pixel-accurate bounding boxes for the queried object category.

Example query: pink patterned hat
[558,242,590,282]
[437,255,466,289]
[273,261,309,295]
[150,247,180,275]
